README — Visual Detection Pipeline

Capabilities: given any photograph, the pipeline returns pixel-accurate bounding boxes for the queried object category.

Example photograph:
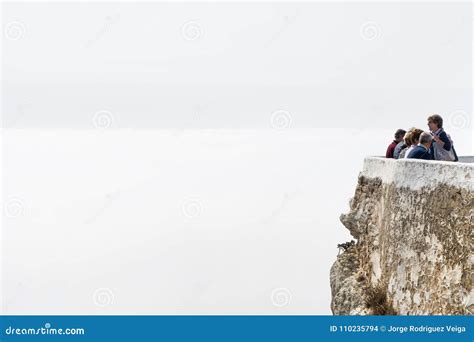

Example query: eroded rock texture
[331,157,473,315]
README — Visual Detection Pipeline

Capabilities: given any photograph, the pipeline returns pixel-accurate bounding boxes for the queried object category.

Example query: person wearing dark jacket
[427,114,459,161]
[407,132,433,160]
[386,129,406,158]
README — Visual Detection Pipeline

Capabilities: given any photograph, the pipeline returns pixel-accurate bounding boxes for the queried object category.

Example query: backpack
[432,130,456,161]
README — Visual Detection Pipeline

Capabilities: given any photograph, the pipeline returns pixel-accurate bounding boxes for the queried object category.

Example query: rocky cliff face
[330,157,473,315]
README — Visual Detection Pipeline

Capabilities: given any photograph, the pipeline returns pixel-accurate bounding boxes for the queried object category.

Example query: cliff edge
[330,156,473,315]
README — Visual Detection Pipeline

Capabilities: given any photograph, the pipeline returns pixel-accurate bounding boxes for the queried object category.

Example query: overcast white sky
[2,1,472,129]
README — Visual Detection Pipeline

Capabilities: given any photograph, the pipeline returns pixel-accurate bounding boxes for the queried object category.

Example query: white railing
[360,156,474,191]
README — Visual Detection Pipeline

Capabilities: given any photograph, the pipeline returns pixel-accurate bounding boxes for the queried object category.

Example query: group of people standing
[386,114,458,162]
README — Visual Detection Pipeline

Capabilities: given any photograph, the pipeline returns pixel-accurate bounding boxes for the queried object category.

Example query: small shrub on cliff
[365,285,397,315]
[337,240,356,255]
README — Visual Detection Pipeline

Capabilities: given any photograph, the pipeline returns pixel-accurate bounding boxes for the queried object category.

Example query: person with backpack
[427,114,459,162]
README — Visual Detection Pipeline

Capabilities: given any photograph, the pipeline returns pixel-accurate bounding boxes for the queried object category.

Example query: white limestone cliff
[330,157,473,315]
